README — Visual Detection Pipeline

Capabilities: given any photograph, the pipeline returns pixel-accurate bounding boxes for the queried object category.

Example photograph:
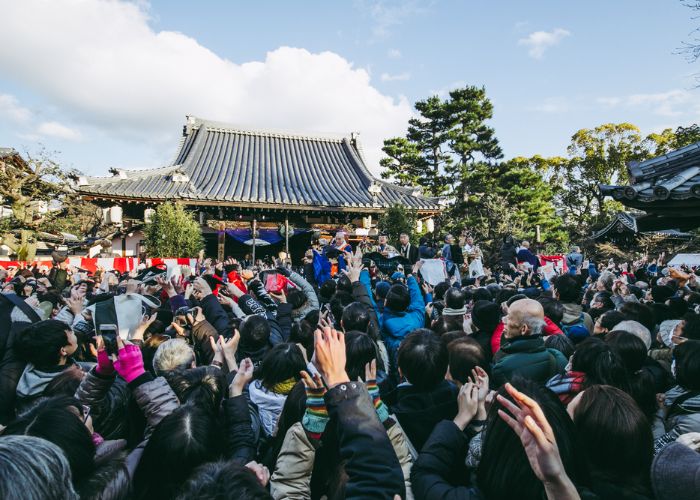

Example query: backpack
[561,313,590,343]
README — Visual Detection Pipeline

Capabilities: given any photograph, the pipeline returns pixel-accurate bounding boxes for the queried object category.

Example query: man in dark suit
[398,233,419,265]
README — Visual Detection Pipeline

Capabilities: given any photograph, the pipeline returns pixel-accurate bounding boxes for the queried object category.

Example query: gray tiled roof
[78,117,440,212]
[600,141,700,203]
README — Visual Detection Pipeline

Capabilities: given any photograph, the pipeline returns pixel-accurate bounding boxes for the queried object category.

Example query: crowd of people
[0,232,699,500]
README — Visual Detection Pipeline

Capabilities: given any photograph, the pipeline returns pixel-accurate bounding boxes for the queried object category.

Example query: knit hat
[652,442,700,500]
[375,281,391,299]
[472,300,501,333]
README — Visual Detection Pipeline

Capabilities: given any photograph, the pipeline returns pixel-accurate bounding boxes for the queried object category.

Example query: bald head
[505,298,545,339]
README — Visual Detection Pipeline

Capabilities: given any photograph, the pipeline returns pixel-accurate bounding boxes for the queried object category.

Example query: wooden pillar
[252,217,257,264]
[217,222,225,262]
[285,213,290,264]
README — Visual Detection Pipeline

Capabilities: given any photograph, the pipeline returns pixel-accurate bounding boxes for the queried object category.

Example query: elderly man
[398,232,418,264]
[491,298,567,387]
[516,240,540,272]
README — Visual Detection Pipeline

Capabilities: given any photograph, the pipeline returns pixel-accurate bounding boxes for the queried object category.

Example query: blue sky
[1,0,699,176]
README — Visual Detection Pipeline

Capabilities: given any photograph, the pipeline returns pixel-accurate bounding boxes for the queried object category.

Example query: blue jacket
[377,275,425,360]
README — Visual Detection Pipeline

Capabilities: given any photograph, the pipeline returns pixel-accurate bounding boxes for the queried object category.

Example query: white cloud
[36,121,82,141]
[518,28,570,59]
[597,89,698,117]
[0,93,32,123]
[380,72,411,82]
[387,48,402,59]
[0,0,413,175]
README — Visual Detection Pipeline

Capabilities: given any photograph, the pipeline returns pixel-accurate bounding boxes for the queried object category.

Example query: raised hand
[313,327,348,388]
[453,382,479,430]
[230,357,254,397]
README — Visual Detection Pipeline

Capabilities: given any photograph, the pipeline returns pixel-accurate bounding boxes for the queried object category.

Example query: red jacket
[490,316,563,355]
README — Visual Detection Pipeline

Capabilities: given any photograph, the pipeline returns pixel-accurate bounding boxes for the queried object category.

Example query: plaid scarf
[546,371,586,404]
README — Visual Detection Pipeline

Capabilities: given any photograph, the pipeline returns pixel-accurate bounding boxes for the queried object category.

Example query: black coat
[325,382,405,499]
[399,244,420,265]
[411,419,481,499]
[384,379,458,452]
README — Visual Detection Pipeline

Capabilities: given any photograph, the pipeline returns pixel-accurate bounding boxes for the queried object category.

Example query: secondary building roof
[599,141,700,230]
[78,116,440,214]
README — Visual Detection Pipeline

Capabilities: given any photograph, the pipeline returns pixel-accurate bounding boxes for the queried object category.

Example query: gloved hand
[113,343,145,384]
[95,348,115,377]
[300,371,328,437]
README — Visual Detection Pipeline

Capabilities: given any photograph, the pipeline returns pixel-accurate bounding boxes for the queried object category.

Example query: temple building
[590,211,693,246]
[599,142,700,232]
[77,116,441,259]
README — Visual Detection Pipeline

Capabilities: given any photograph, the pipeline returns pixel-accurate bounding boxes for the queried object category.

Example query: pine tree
[144,202,203,257]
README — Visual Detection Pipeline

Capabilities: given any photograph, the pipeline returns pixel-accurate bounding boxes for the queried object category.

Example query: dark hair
[258,343,307,389]
[134,406,223,500]
[240,315,271,350]
[667,297,689,318]
[341,302,370,333]
[4,396,95,482]
[496,288,518,305]
[472,288,493,303]
[142,334,171,376]
[537,297,564,325]
[619,302,654,334]
[397,329,447,390]
[164,366,226,412]
[290,310,318,358]
[605,331,658,421]
[344,331,378,382]
[553,274,581,303]
[471,300,501,334]
[385,284,410,312]
[571,337,629,390]
[477,378,580,499]
[318,280,337,302]
[433,281,450,301]
[674,340,700,391]
[598,310,625,333]
[287,288,308,310]
[680,312,700,341]
[329,291,353,325]
[15,320,72,367]
[444,288,465,309]
[335,275,353,294]
[43,365,84,398]
[76,455,130,500]
[431,315,464,335]
[447,337,485,384]
[545,334,575,359]
[175,460,272,499]
[573,385,652,495]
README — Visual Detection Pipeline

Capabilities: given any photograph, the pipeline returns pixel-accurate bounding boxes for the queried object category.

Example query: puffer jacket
[74,367,131,440]
[125,374,180,477]
[662,386,700,439]
[271,416,414,499]
[288,271,319,323]
[492,335,567,388]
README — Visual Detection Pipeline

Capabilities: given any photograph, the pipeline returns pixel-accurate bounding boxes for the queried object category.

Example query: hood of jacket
[561,302,584,324]
[249,380,287,437]
[16,362,74,399]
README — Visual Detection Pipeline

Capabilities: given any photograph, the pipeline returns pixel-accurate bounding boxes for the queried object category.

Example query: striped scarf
[546,371,586,404]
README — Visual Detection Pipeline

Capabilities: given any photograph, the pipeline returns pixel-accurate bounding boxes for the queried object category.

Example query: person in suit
[398,233,419,265]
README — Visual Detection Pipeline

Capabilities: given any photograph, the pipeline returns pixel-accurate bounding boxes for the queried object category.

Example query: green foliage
[380,85,501,197]
[377,204,417,244]
[646,124,700,155]
[144,202,203,257]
